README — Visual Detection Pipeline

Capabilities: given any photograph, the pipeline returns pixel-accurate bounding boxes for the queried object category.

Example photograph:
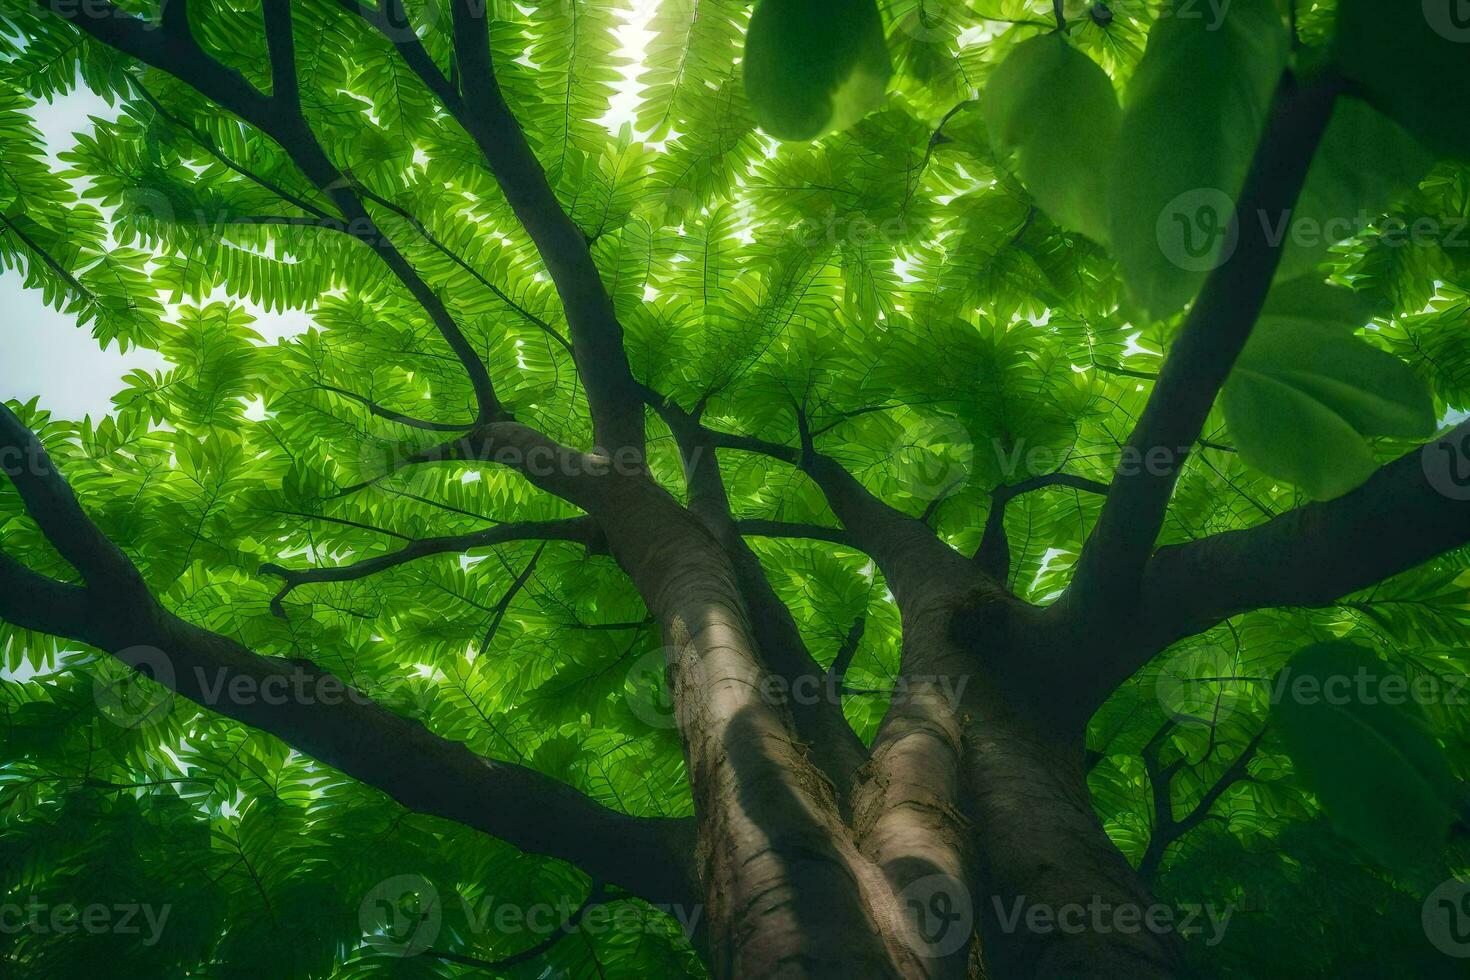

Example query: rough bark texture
[9,7,1463,979]
[960,688,1182,978]
[590,476,921,977]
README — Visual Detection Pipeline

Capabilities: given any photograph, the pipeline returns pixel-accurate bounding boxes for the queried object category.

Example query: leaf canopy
[0,0,1469,976]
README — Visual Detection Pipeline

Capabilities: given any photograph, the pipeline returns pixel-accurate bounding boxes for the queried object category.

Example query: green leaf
[983,35,1120,244]
[1276,98,1434,280]
[1107,0,1289,316]
[1222,281,1436,498]
[743,0,892,141]
[1335,0,1470,159]
[1271,641,1456,870]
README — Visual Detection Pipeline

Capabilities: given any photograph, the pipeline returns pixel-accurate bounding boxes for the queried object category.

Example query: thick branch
[0,405,143,589]
[40,0,277,126]
[654,400,869,810]
[0,408,693,904]
[674,397,975,603]
[1137,419,1470,652]
[261,0,299,106]
[797,450,975,606]
[1066,70,1344,622]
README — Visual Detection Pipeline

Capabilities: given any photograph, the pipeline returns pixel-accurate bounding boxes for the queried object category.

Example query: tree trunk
[592,474,925,978]
[958,684,1184,978]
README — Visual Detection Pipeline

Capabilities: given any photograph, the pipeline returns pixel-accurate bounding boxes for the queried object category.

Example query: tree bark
[959,685,1183,978]
[588,474,923,977]
[16,6,1470,979]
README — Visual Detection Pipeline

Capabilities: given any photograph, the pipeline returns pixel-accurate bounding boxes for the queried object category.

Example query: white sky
[0,87,169,420]
[1,0,662,423]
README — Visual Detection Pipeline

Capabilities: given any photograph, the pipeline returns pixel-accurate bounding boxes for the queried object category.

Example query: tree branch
[348,183,573,353]
[1065,69,1344,624]
[43,0,503,425]
[828,614,866,691]
[427,882,611,970]
[339,0,645,450]
[662,392,976,603]
[734,519,854,548]
[261,0,299,107]
[1138,724,1264,881]
[797,442,974,606]
[333,0,462,112]
[259,518,595,618]
[0,405,142,590]
[40,0,276,126]
[975,472,1110,579]
[1137,419,1470,653]
[653,398,869,810]
[0,407,693,905]
[313,383,476,433]
[481,542,546,651]
[133,83,335,222]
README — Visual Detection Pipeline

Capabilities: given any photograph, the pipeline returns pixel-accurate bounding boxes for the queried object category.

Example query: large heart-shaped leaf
[743,0,892,142]
[983,35,1120,244]
[1271,641,1456,870]
[1335,0,1470,160]
[1221,281,1435,499]
[1107,0,1288,317]
[1276,98,1434,281]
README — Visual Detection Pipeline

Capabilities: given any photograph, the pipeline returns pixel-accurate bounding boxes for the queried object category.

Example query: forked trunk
[594,475,928,977]
[596,478,1182,978]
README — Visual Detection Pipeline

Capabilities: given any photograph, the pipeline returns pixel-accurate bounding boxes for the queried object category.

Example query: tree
[1,0,1468,976]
